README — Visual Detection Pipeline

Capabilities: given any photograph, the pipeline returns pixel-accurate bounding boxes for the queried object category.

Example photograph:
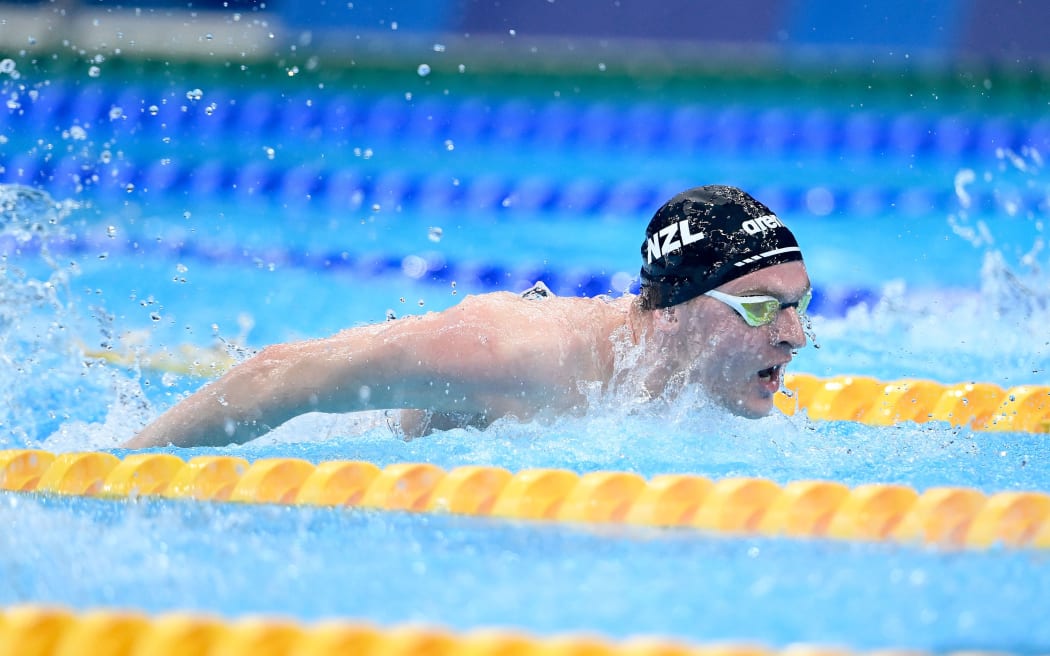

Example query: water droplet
[433,43,446,52]
[0,59,15,74]
[106,225,116,238]
[427,226,443,242]
[125,183,135,193]
[205,33,214,40]
[401,255,427,279]
[108,106,123,120]
[263,146,275,160]
[150,312,161,321]
[286,66,299,77]
[444,139,454,151]
[417,63,431,77]
[385,309,397,321]
[68,125,87,140]
[508,29,517,36]
[418,299,425,307]
[186,88,203,102]
[88,65,101,77]
[598,62,606,72]
[458,64,466,73]
[148,104,159,116]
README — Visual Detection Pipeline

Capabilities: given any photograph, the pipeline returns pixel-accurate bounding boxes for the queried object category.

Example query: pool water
[2,56,1050,653]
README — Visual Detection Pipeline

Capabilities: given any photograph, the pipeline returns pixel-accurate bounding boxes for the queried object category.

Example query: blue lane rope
[0,227,879,317]
[0,151,1021,218]
[1,82,1040,160]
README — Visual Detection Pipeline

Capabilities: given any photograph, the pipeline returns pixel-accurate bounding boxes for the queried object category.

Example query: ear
[652,307,682,335]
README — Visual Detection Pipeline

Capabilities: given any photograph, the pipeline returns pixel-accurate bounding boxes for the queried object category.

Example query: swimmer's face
[672,261,810,418]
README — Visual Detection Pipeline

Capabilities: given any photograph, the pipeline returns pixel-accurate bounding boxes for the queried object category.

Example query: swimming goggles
[704,288,812,327]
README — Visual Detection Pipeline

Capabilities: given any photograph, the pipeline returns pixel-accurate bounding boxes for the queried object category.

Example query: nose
[771,306,807,349]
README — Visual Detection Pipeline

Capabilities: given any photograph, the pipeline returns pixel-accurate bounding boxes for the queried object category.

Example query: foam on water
[187,380,1041,494]
[0,185,155,449]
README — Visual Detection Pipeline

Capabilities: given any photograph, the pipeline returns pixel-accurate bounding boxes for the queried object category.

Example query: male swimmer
[125,185,811,448]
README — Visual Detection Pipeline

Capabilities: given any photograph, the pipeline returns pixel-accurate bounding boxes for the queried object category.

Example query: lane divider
[83,343,237,378]
[6,227,880,316]
[3,448,1050,550]
[0,153,1000,219]
[0,603,1006,656]
[775,374,1050,433]
[6,81,1038,161]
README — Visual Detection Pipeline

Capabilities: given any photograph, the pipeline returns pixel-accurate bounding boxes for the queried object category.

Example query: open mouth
[757,364,783,388]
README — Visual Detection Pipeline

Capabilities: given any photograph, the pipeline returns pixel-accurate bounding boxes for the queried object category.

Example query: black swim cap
[639,185,803,310]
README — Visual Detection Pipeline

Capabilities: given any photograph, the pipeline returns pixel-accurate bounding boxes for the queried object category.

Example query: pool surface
[2,29,1050,656]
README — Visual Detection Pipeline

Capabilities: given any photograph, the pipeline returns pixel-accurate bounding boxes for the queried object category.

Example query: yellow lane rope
[775,374,1050,433]
[84,344,1050,432]
[0,603,1006,656]
[2,449,1048,551]
[84,344,237,378]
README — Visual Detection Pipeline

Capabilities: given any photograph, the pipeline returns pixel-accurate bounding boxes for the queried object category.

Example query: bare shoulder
[444,290,627,338]
[412,292,622,369]
[320,291,629,355]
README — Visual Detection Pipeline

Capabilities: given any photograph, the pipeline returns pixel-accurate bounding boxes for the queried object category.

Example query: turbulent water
[0,147,1048,493]
[0,185,155,449]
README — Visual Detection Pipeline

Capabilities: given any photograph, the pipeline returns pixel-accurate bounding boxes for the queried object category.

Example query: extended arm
[123,294,589,448]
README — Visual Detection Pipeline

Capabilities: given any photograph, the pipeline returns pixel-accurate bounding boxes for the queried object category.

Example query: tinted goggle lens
[708,288,812,327]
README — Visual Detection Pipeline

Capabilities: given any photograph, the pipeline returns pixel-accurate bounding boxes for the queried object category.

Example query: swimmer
[125,185,811,448]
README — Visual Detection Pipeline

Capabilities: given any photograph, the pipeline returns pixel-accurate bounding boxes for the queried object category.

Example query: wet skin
[656,261,810,418]
[124,261,810,447]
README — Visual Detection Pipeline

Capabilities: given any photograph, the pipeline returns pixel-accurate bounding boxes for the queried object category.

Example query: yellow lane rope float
[0,603,1021,656]
[2,449,1049,551]
[775,374,1050,433]
[83,345,1050,433]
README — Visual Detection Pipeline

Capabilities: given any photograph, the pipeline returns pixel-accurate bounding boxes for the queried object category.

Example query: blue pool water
[3,60,1050,653]
[4,492,1050,653]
